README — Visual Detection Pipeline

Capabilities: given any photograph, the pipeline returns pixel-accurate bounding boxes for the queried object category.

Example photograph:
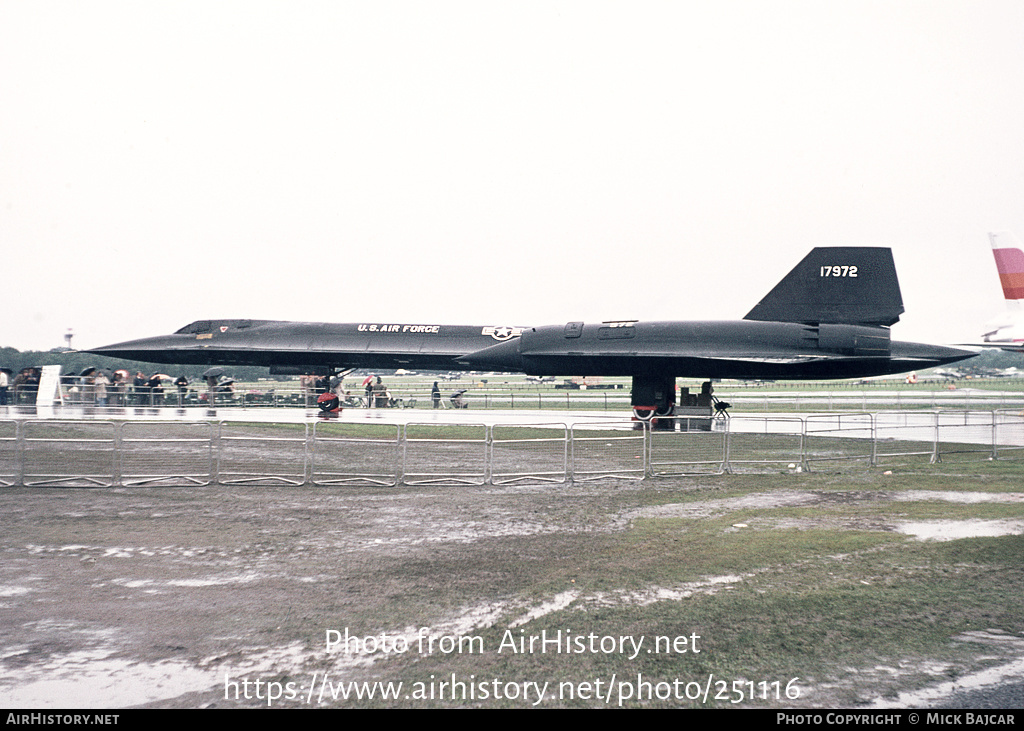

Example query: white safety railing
[311,422,401,486]
[490,424,570,485]
[27,375,1024,413]
[1,410,1022,486]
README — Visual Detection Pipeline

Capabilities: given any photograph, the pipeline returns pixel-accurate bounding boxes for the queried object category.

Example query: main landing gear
[630,374,677,424]
[631,375,717,430]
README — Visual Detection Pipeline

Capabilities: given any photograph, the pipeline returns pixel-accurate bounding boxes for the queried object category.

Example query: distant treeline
[955,347,1022,372]
[0,347,272,381]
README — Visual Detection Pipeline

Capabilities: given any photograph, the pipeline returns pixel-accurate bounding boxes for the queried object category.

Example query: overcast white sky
[3,1,1024,352]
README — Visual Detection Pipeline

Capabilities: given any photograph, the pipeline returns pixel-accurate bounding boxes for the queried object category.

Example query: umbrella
[202,367,226,379]
[79,367,98,377]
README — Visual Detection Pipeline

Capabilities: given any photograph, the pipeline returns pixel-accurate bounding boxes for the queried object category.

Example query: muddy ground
[2,470,1023,709]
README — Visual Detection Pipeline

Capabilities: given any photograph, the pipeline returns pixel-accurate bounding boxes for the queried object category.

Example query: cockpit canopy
[173,320,270,335]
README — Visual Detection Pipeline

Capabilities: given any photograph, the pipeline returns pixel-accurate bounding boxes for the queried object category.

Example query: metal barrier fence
[1,410,1022,487]
[804,413,874,467]
[312,422,401,486]
[13,377,1024,412]
[217,423,310,485]
[649,420,726,476]
[122,422,214,486]
[403,423,489,485]
[491,424,569,485]
[570,422,646,481]
[22,421,118,487]
[0,420,16,487]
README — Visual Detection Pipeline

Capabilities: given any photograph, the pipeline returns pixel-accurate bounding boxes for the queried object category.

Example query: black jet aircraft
[90,247,974,415]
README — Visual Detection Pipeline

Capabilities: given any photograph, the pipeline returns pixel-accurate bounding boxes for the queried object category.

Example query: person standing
[373,376,388,408]
[0,369,8,406]
[111,371,127,405]
[93,372,110,406]
[133,372,148,405]
[174,376,189,406]
[147,374,164,406]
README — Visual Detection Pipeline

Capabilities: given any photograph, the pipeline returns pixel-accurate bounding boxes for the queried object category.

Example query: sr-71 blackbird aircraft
[90,247,974,416]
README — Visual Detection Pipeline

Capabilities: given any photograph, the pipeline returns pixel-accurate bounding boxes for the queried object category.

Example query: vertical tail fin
[743,247,904,326]
[988,231,1024,303]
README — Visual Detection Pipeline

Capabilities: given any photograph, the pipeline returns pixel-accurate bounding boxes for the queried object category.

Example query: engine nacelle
[815,323,891,357]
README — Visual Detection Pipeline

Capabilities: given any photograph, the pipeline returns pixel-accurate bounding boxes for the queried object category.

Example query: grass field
[3,455,1022,708]
[302,463,1024,708]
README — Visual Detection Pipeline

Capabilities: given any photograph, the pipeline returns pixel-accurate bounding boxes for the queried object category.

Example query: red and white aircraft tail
[981,231,1024,349]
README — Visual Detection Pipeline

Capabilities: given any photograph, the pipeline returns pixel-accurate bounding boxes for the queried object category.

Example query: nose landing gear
[317,392,341,413]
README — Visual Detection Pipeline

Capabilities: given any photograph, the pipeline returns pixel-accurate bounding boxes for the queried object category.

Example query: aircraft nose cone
[89,336,173,358]
[87,333,205,363]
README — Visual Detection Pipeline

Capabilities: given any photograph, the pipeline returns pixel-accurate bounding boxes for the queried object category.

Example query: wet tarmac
[3,404,1022,447]
[1,404,623,426]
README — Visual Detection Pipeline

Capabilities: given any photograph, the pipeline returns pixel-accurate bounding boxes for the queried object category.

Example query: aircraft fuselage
[89,317,971,381]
